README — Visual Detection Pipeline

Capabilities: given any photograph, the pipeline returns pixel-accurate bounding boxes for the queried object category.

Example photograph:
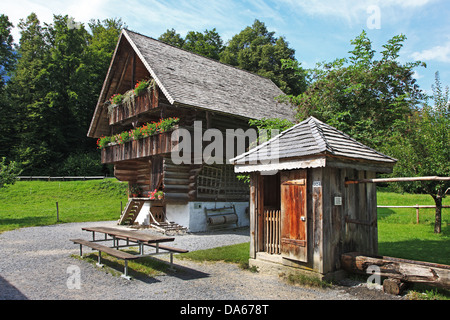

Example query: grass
[71,249,170,280]
[377,188,450,265]
[178,242,253,270]
[281,273,333,289]
[0,179,128,233]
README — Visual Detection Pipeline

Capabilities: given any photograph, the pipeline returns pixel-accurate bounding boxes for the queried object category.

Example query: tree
[0,14,17,159]
[159,28,224,60]
[7,13,54,173]
[0,157,21,188]
[158,28,184,48]
[6,13,123,174]
[386,72,450,233]
[0,14,16,87]
[183,28,223,60]
[219,19,307,95]
[281,31,425,150]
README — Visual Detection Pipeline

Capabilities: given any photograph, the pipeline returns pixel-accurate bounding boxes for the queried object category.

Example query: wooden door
[280,172,307,262]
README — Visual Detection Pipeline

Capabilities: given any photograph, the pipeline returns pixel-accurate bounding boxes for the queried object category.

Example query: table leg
[96,251,104,268]
[121,260,131,280]
[139,241,144,255]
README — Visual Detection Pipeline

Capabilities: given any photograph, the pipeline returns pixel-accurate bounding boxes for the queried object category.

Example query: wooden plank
[311,167,323,272]
[81,226,174,243]
[249,173,257,259]
[70,238,139,260]
[280,170,307,262]
[282,179,305,185]
[145,243,189,253]
[102,131,174,164]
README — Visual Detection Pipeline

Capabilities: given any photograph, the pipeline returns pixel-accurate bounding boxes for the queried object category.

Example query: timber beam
[341,252,450,289]
[345,176,450,186]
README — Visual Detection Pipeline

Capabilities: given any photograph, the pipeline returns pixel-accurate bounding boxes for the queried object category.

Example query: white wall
[137,201,250,232]
[134,202,151,225]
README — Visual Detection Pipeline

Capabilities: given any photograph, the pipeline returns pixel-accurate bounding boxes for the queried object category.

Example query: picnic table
[70,226,188,279]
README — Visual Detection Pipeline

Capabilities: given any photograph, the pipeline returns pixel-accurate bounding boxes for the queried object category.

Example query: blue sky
[3,0,450,94]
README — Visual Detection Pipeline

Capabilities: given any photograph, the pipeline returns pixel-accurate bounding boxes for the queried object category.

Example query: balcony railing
[101,130,178,164]
[108,88,159,125]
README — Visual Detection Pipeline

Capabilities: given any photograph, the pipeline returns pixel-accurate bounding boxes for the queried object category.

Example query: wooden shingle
[124,29,295,120]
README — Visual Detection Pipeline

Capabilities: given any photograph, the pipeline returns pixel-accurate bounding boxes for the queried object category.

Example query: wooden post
[56,202,59,222]
[416,204,419,224]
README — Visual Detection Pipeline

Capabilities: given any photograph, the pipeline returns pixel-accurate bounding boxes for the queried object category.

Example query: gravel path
[0,221,403,301]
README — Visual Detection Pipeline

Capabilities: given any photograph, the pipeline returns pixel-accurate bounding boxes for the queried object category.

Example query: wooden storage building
[87,29,294,232]
[230,116,397,279]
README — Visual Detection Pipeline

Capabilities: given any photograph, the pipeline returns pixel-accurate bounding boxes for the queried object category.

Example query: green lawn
[377,188,450,265]
[0,179,128,233]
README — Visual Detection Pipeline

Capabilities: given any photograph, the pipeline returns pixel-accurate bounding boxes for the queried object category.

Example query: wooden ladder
[118,199,145,225]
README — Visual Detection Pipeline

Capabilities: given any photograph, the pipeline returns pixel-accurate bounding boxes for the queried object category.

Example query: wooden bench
[71,238,139,280]
[144,243,189,268]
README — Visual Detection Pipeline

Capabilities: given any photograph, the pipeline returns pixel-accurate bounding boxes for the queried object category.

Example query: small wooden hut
[230,116,397,279]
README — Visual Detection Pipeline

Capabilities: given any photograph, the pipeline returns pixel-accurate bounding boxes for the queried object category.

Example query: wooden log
[341,252,450,288]
[164,171,190,179]
[164,193,189,202]
[383,278,408,295]
[164,184,189,192]
[346,176,450,185]
[164,178,189,185]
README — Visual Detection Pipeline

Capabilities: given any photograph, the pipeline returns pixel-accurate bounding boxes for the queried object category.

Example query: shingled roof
[230,116,397,171]
[88,29,295,138]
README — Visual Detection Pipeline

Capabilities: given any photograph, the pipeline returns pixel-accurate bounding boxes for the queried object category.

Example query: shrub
[58,152,103,176]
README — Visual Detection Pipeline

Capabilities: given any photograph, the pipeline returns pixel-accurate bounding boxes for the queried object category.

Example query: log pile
[341,252,450,294]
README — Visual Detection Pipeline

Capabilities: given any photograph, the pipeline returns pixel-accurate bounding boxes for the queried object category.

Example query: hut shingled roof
[230,116,397,165]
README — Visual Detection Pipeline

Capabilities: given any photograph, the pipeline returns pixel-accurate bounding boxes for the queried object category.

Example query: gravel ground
[0,221,404,301]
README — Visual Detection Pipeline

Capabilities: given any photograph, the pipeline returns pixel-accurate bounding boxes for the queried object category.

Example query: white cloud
[3,0,111,42]
[412,70,423,79]
[411,42,450,63]
[277,0,436,24]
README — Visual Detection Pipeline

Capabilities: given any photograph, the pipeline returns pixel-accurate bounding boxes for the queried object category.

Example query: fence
[17,176,109,181]
[377,205,450,224]
[264,209,281,254]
